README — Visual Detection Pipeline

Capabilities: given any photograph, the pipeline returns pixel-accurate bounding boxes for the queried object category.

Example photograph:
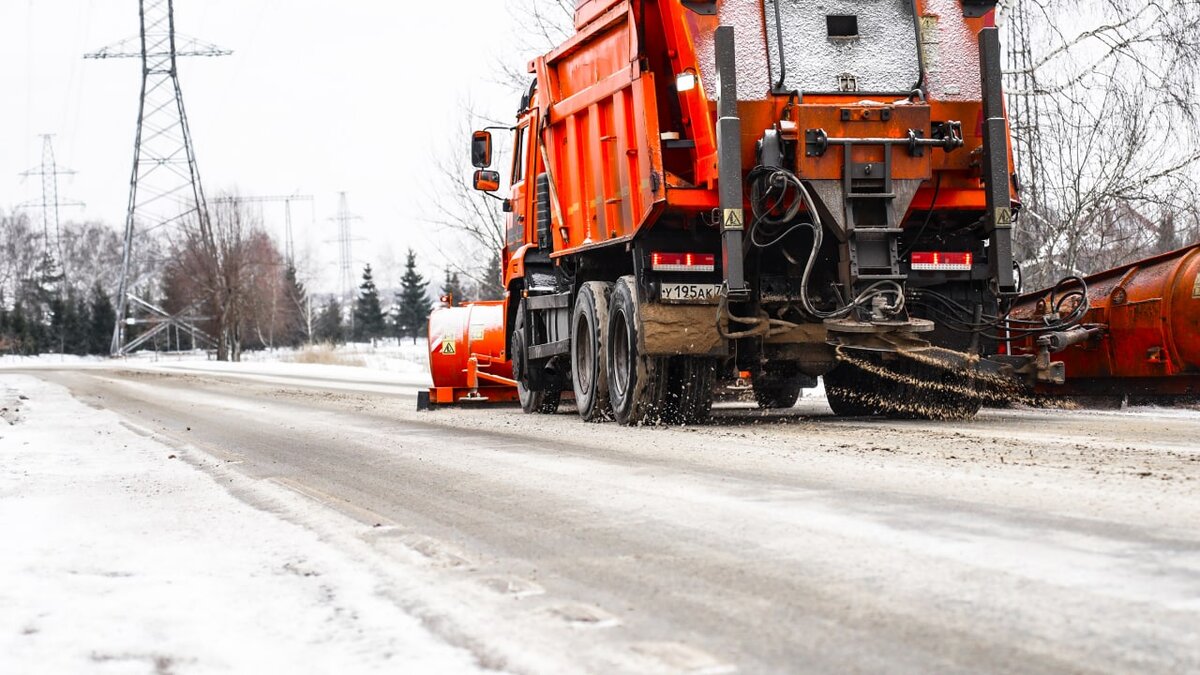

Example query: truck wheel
[512,306,561,415]
[571,281,614,422]
[607,276,668,426]
[752,371,804,409]
[662,357,717,424]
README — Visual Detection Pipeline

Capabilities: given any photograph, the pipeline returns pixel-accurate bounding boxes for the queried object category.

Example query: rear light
[911,251,974,272]
[650,252,716,273]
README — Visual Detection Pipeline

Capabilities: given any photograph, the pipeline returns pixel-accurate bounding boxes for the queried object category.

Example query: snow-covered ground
[0,374,483,674]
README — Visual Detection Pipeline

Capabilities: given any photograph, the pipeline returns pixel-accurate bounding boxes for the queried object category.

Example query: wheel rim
[611,306,631,400]
[573,309,593,394]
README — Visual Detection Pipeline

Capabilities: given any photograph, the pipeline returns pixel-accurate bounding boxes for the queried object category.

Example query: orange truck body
[430,0,1034,418]
[505,0,1013,288]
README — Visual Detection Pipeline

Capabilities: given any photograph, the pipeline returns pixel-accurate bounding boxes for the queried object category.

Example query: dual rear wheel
[514,276,719,426]
[606,276,715,426]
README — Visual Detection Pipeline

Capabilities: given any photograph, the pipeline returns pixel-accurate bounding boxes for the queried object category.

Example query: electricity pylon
[19,134,84,282]
[86,0,230,356]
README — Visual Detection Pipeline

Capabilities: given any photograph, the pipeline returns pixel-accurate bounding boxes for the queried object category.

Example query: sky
[0,0,532,294]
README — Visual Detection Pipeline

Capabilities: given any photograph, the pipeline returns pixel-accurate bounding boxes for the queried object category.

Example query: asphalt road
[24,366,1200,673]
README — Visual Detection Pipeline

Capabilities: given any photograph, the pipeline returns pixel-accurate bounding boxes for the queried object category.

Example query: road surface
[18,365,1200,673]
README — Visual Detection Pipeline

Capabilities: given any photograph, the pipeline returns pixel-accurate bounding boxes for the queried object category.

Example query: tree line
[0,200,499,359]
[312,249,492,345]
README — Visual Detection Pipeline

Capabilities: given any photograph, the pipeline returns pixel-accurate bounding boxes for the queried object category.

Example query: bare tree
[1002,0,1200,287]
[0,210,44,305]
[425,111,510,297]
[496,0,575,92]
[167,195,287,361]
[425,1,575,298]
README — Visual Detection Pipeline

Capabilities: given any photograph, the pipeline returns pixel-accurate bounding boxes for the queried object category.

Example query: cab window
[511,124,528,184]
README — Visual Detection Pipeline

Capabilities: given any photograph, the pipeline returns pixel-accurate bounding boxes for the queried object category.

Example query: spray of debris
[829,345,1069,420]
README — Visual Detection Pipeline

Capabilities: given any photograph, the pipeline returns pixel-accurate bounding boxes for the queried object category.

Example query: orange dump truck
[429,0,1078,422]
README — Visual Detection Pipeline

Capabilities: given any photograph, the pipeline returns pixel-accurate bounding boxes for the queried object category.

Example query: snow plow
[422,301,519,407]
[1006,244,1200,402]
[423,0,1197,421]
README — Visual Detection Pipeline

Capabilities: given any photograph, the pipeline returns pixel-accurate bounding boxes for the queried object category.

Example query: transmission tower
[1005,0,1044,212]
[19,134,84,279]
[86,0,231,356]
[334,192,362,304]
[212,193,314,267]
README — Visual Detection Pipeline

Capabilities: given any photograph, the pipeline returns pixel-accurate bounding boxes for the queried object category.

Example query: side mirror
[471,131,493,169]
[473,169,500,192]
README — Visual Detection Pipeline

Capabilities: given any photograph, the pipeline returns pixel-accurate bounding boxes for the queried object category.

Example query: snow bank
[0,375,481,673]
[0,354,108,368]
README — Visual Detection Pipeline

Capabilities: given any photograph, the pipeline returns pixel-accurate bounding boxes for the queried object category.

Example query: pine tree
[11,303,39,355]
[395,249,432,344]
[0,303,9,354]
[478,251,504,300]
[314,297,344,344]
[441,269,465,306]
[352,264,386,343]
[283,265,309,347]
[88,284,117,356]
[64,295,90,356]
[49,295,67,354]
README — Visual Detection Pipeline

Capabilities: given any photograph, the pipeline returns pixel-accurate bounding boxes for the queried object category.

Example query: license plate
[659,283,722,304]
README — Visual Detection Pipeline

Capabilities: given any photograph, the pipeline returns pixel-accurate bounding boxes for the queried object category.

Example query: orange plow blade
[419,301,518,409]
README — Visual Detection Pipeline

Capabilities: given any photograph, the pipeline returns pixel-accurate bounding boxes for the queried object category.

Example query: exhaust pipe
[715,26,748,300]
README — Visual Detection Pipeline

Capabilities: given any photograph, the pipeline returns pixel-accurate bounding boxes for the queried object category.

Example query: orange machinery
[433,0,1039,422]
[421,301,518,408]
[1007,245,1200,400]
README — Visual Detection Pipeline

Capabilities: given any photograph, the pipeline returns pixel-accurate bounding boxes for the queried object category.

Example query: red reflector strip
[651,252,716,273]
[911,251,974,271]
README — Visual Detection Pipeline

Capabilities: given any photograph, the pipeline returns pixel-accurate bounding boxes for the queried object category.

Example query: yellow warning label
[723,208,745,230]
[1192,272,1200,299]
[995,208,1014,226]
[440,337,457,355]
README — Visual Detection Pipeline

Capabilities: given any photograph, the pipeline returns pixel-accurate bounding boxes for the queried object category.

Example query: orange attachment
[1010,245,1200,396]
[426,301,517,404]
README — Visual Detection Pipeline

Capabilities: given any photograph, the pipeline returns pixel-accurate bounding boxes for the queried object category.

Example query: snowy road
[8,365,1200,673]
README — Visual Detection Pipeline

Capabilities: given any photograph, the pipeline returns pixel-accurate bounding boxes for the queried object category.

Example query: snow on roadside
[0,374,483,674]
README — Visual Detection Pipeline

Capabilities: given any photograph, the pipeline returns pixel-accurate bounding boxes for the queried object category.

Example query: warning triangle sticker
[723,208,744,230]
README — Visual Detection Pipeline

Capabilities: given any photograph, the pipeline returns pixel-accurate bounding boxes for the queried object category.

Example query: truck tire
[662,357,717,424]
[512,306,561,415]
[752,372,804,409]
[607,276,669,426]
[571,281,614,422]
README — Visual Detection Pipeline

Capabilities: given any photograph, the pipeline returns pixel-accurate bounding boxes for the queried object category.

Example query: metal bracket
[805,129,829,158]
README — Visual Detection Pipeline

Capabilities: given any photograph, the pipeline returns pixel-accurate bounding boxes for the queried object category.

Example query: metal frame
[86,0,230,356]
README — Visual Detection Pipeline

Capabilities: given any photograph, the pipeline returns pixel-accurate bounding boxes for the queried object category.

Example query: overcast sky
[0,0,530,293]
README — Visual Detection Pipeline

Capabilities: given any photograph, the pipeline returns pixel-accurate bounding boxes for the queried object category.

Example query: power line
[212,193,314,267]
